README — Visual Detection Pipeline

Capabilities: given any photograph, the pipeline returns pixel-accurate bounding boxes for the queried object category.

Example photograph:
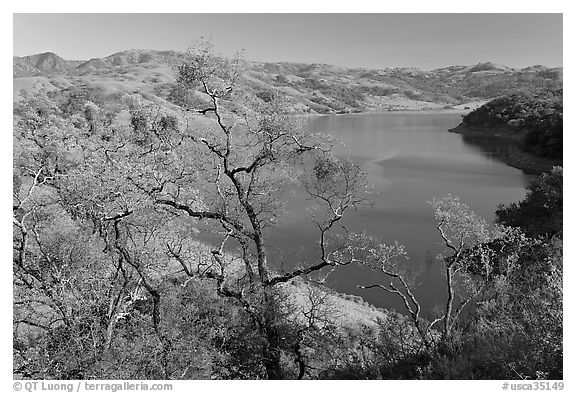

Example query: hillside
[13,49,563,114]
[450,89,563,173]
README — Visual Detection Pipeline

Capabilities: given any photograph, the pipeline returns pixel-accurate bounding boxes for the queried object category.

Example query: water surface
[267,112,533,315]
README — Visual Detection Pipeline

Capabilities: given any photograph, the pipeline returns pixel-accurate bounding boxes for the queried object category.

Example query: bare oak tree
[23,40,371,379]
[356,195,496,349]
[152,39,372,378]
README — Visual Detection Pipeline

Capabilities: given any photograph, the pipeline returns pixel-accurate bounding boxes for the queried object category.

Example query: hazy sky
[13,14,563,69]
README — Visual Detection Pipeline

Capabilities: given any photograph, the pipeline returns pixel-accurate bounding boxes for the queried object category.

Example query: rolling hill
[13,49,563,114]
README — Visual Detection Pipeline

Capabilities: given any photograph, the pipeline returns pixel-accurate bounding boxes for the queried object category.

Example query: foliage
[14,41,372,380]
[13,42,563,380]
[352,187,562,379]
[496,167,562,238]
[462,90,563,159]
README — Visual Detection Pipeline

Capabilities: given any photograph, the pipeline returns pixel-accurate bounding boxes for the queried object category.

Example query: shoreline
[292,108,472,121]
[448,123,520,139]
[449,123,562,175]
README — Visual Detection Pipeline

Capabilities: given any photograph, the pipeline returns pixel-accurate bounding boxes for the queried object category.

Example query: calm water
[266,112,533,315]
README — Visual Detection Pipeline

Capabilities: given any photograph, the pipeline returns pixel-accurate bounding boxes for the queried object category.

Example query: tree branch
[154,199,252,239]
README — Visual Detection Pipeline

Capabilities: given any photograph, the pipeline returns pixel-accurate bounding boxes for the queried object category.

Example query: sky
[13,13,563,70]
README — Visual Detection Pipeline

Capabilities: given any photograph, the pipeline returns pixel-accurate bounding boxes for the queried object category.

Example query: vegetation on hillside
[496,167,562,238]
[13,43,562,380]
[14,49,562,114]
[461,90,563,159]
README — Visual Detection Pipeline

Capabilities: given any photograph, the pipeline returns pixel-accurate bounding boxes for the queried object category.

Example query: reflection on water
[266,112,533,315]
[460,133,524,166]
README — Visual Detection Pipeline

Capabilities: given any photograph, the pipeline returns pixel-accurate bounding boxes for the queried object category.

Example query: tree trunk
[263,341,283,380]
[443,265,454,342]
[261,289,284,379]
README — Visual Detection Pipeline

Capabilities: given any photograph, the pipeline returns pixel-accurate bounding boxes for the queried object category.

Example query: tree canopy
[13,42,563,380]
[462,89,563,159]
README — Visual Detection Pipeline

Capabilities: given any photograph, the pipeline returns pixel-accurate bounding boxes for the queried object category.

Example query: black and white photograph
[9,8,567,387]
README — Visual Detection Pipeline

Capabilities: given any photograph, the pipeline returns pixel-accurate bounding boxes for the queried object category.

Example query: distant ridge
[77,58,112,71]
[522,65,549,72]
[13,50,563,114]
[467,62,512,73]
[13,50,181,77]
[13,52,70,76]
[13,50,562,76]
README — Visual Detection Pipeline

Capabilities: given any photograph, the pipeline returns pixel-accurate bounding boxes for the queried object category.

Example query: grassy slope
[13,50,562,114]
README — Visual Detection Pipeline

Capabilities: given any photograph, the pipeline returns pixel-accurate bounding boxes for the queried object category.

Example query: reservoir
[266,112,534,315]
